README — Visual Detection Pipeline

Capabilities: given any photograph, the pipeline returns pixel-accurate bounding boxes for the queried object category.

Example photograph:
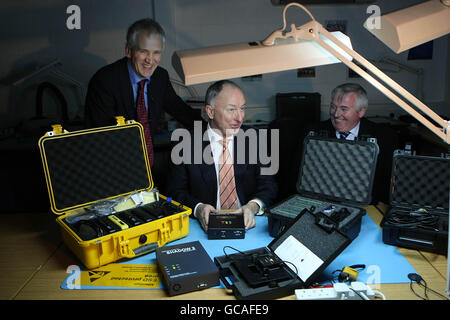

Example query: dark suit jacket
[84,57,200,133]
[303,118,400,204]
[167,123,278,212]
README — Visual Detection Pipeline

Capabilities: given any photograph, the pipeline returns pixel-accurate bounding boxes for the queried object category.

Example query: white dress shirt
[193,123,264,217]
[335,122,360,140]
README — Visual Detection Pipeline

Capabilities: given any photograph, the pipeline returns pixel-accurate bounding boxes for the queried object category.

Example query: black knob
[139,235,147,244]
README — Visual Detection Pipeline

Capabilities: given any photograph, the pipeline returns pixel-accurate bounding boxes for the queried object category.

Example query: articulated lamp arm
[263,3,450,144]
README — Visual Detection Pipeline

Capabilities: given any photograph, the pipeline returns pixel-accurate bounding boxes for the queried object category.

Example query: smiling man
[84,19,201,190]
[329,85,367,138]
[304,83,400,205]
[167,80,278,232]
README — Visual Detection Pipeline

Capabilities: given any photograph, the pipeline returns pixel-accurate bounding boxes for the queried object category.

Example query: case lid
[296,135,379,206]
[38,121,153,214]
[268,209,351,288]
[389,151,450,213]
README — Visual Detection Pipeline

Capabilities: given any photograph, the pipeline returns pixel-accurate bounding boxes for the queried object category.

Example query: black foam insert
[41,126,151,211]
[297,137,378,205]
[390,155,450,211]
[270,210,349,263]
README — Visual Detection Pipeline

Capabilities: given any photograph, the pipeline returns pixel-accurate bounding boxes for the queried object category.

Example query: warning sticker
[77,264,161,288]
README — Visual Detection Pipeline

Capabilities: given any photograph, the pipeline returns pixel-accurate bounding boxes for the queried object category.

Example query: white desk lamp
[173,1,450,295]
[365,0,450,297]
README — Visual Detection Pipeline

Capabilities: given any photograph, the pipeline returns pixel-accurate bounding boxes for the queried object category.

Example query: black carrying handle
[35,81,69,124]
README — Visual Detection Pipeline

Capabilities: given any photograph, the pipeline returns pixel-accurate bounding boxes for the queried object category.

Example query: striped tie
[219,138,239,210]
[136,79,154,168]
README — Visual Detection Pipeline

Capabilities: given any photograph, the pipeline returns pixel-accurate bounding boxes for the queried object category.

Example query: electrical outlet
[295,282,375,300]
[295,287,339,300]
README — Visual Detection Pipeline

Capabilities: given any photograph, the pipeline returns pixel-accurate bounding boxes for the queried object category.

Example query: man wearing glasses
[167,80,277,232]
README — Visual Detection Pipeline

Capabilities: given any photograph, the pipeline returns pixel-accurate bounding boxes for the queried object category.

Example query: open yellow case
[38,117,191,269]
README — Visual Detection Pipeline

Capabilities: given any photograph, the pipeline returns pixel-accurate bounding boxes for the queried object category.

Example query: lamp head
[364,0,450,53]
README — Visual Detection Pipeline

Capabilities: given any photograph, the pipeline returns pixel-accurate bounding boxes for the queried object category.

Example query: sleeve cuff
[249,199,265,216]
[193,202,203,218]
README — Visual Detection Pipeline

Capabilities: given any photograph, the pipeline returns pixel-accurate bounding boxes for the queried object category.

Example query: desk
[0,205,447,300]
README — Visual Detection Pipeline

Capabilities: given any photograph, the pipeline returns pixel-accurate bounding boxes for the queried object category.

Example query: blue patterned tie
[339,131,350,140]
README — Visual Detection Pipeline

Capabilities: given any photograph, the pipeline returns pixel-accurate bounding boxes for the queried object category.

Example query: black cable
[409,281,427,300]
[417,281,449,300]
[408,273,449,300]
[282,260,299,278]
[222,245,247,260]
[384,209,439,231]
[349,287,366,300]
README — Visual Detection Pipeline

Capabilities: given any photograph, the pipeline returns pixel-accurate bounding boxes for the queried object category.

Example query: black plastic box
[208,214,245,239]
[214,209,351,300]
[156,241,220,296]
[381,149,449,254]
[267,134,379,240]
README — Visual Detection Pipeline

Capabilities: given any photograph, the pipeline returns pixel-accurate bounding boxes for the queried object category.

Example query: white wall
[162,0,449,122]
[0,0,448,131]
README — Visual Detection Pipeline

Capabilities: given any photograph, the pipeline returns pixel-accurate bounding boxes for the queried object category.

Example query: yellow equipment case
[38,117,191,269]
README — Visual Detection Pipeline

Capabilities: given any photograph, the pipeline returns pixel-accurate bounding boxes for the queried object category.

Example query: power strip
[295,282,377,300]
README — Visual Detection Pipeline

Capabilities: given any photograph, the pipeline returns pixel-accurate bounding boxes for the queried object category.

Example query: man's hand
[234,201,260,230]
[195,204,218,232]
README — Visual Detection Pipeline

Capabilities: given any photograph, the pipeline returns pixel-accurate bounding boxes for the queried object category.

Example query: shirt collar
[207,122,223,144]
[349,121,360,137]
[336,121,360,139]
[207,122,233,145]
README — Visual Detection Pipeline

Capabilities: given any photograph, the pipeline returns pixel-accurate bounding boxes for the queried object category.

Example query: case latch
[118,236,132,258]
[115,116,126,125]
[45,124,69,136]
[394,143,417,156]
[115,116,136,126]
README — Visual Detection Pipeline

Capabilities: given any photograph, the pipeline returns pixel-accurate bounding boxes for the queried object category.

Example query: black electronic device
[208,214,245,239]
[215,209,352,300]
[231,253,292,288]
[156,241,220,296]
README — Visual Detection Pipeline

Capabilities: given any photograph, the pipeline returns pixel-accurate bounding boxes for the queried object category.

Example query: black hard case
[267,135,379,239]
[214,209,351,300]
[381,150,449,254]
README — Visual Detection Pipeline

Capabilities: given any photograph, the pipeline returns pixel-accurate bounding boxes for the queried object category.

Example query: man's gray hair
[205,80,242,108]
[126,18,166,51]
[331,83,368,111]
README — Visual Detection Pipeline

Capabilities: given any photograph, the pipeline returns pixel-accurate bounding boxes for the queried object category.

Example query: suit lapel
[233,133,248,203]
[119,58,136,119]
[357,118,371,136]
[200,132,218,200]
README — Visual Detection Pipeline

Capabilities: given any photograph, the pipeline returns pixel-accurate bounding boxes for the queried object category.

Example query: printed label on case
[73,264,161,288]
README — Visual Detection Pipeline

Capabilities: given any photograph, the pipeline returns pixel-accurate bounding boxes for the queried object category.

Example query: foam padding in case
[297,137,379,205]
[390,154,450,211]
[39,125,152,213]
[269,210,350,265]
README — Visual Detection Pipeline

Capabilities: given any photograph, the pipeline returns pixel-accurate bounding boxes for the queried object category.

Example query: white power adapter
[295,282,380,300]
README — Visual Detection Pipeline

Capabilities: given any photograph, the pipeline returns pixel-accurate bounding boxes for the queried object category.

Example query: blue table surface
[62,213,416,289]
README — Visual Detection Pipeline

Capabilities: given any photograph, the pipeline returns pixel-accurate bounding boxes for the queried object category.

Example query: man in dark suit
[304,83,400,204]
[85,18,200,132]
[84,19,201,191]
[167,80,278,231]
